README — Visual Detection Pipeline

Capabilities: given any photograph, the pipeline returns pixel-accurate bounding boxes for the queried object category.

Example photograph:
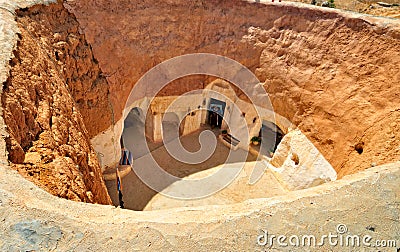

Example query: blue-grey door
[207,98,226,128]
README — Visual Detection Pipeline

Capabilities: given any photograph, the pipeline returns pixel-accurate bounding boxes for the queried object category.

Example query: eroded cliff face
[2,0,399,203]
[2,2,112,204]
[67,0,400,177]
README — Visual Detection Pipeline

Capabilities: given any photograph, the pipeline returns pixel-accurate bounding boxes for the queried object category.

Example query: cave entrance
[121,107,148,159]
[207,98,226,129]
[258,121,284,158]
[162,112,183,143]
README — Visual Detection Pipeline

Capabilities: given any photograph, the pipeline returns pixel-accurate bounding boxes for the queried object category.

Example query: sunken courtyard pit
[0,0,399,250]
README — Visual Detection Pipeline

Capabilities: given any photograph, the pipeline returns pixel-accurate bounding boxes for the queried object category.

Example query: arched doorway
[207,98,226,129]
[124,107,144,127]
[121,107,146,159]
[162,112,182,143]
[259,121,284,158]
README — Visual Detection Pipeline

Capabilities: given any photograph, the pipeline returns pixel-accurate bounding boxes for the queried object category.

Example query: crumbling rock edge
[1,0,112,204]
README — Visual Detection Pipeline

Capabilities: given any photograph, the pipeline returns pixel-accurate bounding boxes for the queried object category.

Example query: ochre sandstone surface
[0,0,399,206]
[1,2,111,204]
[66,0,400,177]
[0,0,399,250]
[289,0,400,19]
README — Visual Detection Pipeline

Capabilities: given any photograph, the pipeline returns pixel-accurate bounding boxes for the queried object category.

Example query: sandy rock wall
[253,16,400,177]
[64,0,266,117]
[67,0,400,177]
[1,2,111,204]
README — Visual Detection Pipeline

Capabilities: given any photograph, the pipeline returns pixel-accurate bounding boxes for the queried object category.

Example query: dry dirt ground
[106,128,288,211]
[288,0,400,18]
